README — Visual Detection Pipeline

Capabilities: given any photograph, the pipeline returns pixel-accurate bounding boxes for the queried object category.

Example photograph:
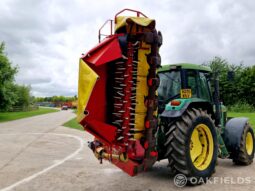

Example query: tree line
[0,42,32,111]
[35,96,77,103]
[205,57,255,110]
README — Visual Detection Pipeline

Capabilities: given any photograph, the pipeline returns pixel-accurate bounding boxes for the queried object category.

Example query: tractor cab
[158,63,213,114]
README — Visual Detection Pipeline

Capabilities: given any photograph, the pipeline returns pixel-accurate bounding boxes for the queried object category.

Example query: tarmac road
[0,110,254,191]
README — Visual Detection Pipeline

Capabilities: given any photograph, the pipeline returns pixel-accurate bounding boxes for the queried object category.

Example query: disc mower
[77,9,254,183]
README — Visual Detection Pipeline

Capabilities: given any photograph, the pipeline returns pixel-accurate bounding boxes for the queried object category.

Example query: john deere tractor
[157,63,254,181]
[77,9,254,184]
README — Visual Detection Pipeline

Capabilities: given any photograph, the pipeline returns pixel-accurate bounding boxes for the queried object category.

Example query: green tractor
[157,63,255,181]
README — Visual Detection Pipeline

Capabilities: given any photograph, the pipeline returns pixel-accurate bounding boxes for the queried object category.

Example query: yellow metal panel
[134,132,144,140]
[134,113,146,131]
[134,45,151,114]
[137,43,150,77]
[135,76,148,113]
[77,59,98,122]
[133,42,152,140]
[115,16,155,32]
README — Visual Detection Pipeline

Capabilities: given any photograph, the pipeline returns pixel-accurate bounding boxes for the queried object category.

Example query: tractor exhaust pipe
[214,71,221,126]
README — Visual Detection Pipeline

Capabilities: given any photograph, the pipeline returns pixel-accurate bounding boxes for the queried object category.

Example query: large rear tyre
[164,108,218,184]
[233,124,254,165]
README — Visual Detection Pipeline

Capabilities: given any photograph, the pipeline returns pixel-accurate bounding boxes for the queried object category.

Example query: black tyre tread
[165,108,216,179]
[233,124,254,165]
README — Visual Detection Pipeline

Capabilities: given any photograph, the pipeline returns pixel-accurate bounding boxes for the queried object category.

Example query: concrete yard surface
[0,110,254,191]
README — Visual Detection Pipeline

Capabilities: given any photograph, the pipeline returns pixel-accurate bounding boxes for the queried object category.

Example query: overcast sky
[0,0,255,97]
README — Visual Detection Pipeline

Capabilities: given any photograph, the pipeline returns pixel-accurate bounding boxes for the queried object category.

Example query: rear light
[170,100,181,106]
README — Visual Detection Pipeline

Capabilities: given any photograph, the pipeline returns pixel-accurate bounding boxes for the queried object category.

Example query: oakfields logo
[174,174,187,187]
[174,174,253,187]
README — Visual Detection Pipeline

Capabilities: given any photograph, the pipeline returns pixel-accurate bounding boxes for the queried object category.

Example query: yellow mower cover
[77,59,98,122]
[115,16,155,32]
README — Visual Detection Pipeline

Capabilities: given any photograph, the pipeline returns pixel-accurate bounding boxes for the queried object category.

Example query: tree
[13,85,32,108]
[0,42,18,111]
[205,57,229,75]
[205,57,254,108]
[238,66,255,106]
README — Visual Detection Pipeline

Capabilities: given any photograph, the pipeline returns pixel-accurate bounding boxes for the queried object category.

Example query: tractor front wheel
[164,108,218,184]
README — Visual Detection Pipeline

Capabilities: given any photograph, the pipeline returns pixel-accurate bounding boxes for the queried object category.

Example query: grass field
[0,107,59,123]
[63,117,83,131]
[63,112,255,132]
[228,112,255,129]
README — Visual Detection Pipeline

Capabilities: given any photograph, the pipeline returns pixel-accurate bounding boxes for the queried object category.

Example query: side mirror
[227,71,235,81]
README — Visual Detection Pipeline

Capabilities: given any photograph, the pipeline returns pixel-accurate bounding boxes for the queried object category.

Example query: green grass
[228,112,255,129]
[63,117,83,131]
[0,107,59,123]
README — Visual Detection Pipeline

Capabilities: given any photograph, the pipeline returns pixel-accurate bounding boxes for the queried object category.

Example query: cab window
[186,70,198,97]
[158,71,181,101]
[198,72,211,101]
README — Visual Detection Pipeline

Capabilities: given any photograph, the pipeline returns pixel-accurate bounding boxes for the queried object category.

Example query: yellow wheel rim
[246,132,253,155]
[190,124,214,171]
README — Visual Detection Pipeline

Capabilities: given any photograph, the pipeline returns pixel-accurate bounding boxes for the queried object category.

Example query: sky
[0,0,255,97]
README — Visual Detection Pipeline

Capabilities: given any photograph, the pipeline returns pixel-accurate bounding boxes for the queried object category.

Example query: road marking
[0,133,85,191]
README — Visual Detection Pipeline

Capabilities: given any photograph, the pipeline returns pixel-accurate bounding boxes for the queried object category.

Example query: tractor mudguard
[223,117,249,158]
[160,102,189,118]
[160,99,214,119]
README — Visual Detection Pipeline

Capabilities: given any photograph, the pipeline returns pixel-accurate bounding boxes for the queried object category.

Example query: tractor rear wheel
[233,124,254,165]
[164,108,218,184]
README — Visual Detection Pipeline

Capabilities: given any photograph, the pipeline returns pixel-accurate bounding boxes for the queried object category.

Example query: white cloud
[0,0,254,96]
